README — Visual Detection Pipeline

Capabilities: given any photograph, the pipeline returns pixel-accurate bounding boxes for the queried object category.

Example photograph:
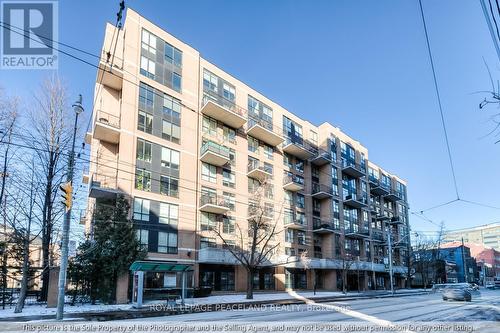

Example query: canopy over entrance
[130,261,193,272]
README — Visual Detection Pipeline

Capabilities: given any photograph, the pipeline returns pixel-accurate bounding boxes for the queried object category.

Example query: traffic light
[60,182,73,212]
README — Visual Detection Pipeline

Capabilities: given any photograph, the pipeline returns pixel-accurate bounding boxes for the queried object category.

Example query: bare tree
[24,76,72,301]
[210,180,282,299]
[337,235,356,295]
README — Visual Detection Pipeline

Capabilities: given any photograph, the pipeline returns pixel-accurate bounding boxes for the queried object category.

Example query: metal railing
[344,193,368,204]
[248,117,274,132]
[312,183,333,195]
[90,173,118,190]
[201,93,247,118]
[283,136,318,154]
[313,219,340,231]
[200,193,230,208]
[341,158,365,173]
[247,160,273,175]
[95,109,120,128]
[283,174,304,186]
[201,140,230,158]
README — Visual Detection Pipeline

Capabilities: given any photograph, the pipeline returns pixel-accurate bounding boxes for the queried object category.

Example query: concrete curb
[0,291,430,322]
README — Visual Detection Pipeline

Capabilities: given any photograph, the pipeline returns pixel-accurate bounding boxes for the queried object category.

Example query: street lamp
[56,95,83,320]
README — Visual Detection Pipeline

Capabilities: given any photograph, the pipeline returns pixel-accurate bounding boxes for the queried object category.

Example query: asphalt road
[128,289,500,323]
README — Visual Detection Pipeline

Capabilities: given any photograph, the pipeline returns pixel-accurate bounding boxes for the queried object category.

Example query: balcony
[282,138,316,160]
[384,189,402,202]
[89,174,120,199]
[343,194,368,208]
[248,206,274,221]
[282,174,304,192]
[199,194,230,215]
[198,247,239,264]
[368,177,390,196]
[97,51,123,90]
[310,148,332,166]
[345,225,370,238]
[247,160,273,182]
[341,159,365,178]
[387,216,404,225]
[200,141,230,166]
[284,216,306,230]
[200,95,247,129]
[93,110,120,144]
[371,231,385,243]
[82,166,90,184]
[313,220,340,234]
[311,183,333,199]
[246,118,284,147]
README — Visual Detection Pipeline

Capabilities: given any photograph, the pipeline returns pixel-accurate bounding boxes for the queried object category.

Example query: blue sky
[1,0,500,237]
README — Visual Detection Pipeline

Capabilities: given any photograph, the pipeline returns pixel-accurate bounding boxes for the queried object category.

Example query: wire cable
[418,0,460,200]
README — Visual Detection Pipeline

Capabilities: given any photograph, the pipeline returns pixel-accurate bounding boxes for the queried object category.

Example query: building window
[139,82,155,108]
[222,169,235,188]
[136,229,149,250]
[202,116,217,137]
[223,192,235,211]
[136,138,152,162]
[140,56,155,79]
[264,184,274,199]
[263,145,273,160]
[160,175,179,197]
[161,147,180,169]
[133,198,150,221]
[138,111,153,134]
[223,126,236,144]
[162,119,181,143]
[285,229,294,243]
[141,29,156,54]
[202,162,217,183]
[295,159,304,173]
[201,212,217,231]
[223,83,235,102]
[158,231,178,254]
[203,70,218,93]
[283,153,292,168]
[172,73,182,92]
[296,193,305,209]
[310,130,318,146]
[135,169,151,191]
[200,237,217,249]
[159,202,178,225]
[248,136,259,153]
[223,216,235,234]
[164,42,182,67]
[284,191,293,205]
[297,231,306,245]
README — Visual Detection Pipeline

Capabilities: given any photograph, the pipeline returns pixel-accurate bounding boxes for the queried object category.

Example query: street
[128,289,500,323]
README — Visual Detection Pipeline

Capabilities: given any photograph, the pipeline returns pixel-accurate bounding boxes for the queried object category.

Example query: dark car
[442,287,472,302]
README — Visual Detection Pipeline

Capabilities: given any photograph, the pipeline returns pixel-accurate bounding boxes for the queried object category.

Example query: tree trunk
[246,268,254,299]
[40,166,54,302]
[14,237,30,313]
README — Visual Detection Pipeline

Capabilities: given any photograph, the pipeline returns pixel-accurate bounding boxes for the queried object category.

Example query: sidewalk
[0,289,430,322]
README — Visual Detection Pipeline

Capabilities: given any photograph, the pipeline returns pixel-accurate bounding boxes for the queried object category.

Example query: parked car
[485,282,496,289]
[442,287,472,302]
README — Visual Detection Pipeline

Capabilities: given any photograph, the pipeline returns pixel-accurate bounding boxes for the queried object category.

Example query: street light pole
[387,228,394,296]
[56,95,84,321]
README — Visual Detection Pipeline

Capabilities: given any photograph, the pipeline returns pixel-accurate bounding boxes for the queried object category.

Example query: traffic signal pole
[56,96,83,320]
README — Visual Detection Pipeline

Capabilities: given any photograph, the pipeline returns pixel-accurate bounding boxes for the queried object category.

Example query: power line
[418,0,460,200]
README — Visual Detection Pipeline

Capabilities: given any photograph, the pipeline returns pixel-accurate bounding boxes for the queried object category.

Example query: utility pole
[56,95,84,320]
[387,227,394,295]
[461,237,467,283]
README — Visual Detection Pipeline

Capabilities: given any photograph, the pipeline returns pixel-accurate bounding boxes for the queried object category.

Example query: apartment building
[443,223,500,251]
[84,8,410,298]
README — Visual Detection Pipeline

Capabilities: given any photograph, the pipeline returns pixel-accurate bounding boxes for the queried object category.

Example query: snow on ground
[0,289,426,318]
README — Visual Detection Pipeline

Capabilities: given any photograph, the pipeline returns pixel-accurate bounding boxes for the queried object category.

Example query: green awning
[129,261,193,272]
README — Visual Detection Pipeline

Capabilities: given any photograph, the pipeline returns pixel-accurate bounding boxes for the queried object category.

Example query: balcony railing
[345,225,370,238]
[341,159,365,178]
[89,173,119,198]
[200,140,230,166]
[282,174,304,191]
[310,148,332,166]
[201,94,247,128]
[284,216,306,229]
[247,117,284,147]
[247,160,273,181]
[199,193,230,214]
[343,193,368,208]
[384,189,402,202]
[93,110,121,144]
[311,183,333,199]
[313,219,341,234]
[282,137,317,159]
